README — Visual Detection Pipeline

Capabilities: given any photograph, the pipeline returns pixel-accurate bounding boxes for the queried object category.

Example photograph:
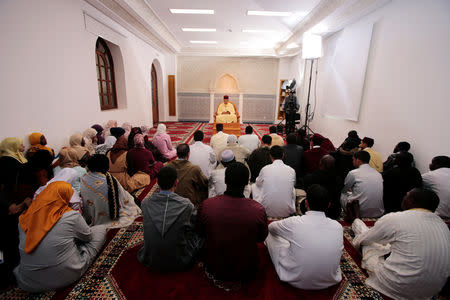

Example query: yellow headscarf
[19,181,73,254]
[28,132,54,156]
[0,137,27,163]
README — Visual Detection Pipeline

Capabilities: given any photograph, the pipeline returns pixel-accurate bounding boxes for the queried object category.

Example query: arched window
[96,38,117,110]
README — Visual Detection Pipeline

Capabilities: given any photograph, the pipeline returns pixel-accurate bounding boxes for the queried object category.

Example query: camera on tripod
[283,79,301,135]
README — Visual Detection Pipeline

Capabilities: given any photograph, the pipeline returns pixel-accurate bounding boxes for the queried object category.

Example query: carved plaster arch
[210,73,240,93]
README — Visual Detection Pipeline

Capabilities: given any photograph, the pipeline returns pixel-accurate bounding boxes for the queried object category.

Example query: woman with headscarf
[81,154,141,228]
[127,126,142,149]
[121,122,132,140]
[34,168,83,212]
[26,132,54,160]
[144,135,167,163]
[13,181,106,292]
[107,136,150,192]
[152,124,177,160]
[91,124,105,145]
[53,148,87,195]
[69,133,90,166]
[110,127,125,139]
[0,138,31,286]
[127,134,163,179]
[102,120,117,140]
[95,135,116,155]
[83,128,98,155]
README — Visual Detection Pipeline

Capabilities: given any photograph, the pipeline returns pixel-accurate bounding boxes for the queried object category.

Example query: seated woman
[127,126,142,149]
[127,134,163,179]
[54,148,87,195]
[91,124,105,145]
[214,95,240,123]
[144,135,167,163]
[95,136,116,155]
[14,181,106,293]
[81,155,141,228]
[107,136,150,192]
[83,128,98,155]
[102,120,118,140]
[152,124,177,160]
[26,132,54,160]
[69,133,90,166]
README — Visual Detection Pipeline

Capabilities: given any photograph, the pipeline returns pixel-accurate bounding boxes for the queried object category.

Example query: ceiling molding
[178,47,277,57]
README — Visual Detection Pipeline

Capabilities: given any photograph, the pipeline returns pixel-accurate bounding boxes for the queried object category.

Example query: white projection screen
[319,21,374,121]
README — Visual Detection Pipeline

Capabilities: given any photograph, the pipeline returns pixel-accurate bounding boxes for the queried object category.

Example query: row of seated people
[1,123,449,298]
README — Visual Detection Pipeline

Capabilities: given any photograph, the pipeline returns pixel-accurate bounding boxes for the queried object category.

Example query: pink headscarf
[134,134,145,149]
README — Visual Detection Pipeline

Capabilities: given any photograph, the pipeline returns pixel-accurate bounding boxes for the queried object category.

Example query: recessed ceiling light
[287,43,299,49]
[170,9,214,15]
[190,41,218,44]
[247,11,292,17]
[242,29,274,33]
[182,28,216,32]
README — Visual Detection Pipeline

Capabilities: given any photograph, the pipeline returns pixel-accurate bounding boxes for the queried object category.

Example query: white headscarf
[34,168,81,204]
[156,124,166,135]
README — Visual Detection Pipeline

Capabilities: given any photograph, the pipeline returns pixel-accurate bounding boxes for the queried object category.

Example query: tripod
[299,59,316,140]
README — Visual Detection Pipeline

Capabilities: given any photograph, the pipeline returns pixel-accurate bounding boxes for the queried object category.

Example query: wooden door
[151,64,159,123]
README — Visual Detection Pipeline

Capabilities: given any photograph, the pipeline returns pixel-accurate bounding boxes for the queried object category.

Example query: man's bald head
[319,155,335,170]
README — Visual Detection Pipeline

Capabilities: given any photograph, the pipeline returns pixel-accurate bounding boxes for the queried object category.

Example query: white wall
[308,0,450,172]
[0,0,175,152]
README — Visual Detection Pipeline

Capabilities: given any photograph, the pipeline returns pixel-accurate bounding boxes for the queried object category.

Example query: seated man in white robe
[215,95,239,123]
[266,184,343,290]
[352,188,450,300]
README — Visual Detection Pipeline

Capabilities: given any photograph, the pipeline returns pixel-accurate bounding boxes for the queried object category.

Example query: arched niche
[209,73,244,122]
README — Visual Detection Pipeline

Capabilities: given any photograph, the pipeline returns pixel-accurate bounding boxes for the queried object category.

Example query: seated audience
[253,146,296,218]
[209,150,250,198]
[153,124,177,160]
[103,120,118,139]
[91,124,104,144]
[214,95,239,123]
[359,137,383,172]
[210,123,229,157]
[266,184,343,290]
[312,133,335,153]
[238,126,260,153]
[218,135,250,166]
[338,130,361,152]
[121,122,132,139]
[81,155,141,228]
[197,162,268,284]
[107,136,150,192]
[352,188,450,300]
[341,151,384,218]
[54,148,87,195]
[14,181,106,292]
[110,127,125,139]
[82,128,97,155]
[26,132,54,160]
[95,135,116,155]
[189,130,217,178]
[382,152,422,213]
[138,166,203,272]
[422,155,450,217]
[383,141,412,171]
[126,134,163,179]
[283,133,304,182]
[168,144,208,208]
[127,126,143,149]
[269,125,284,147]
[69,133,90,166]
[296,128,310,151]
[247,135,272,183]
[144,135,167,162]
[299,155,343,219]
[304,134,328,174]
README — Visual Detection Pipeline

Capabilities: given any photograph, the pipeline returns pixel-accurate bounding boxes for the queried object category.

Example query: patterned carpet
[1,122,448,299]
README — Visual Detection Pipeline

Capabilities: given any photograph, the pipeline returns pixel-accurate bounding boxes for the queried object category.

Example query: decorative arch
[210,73,240,93]
[151,59,164,124]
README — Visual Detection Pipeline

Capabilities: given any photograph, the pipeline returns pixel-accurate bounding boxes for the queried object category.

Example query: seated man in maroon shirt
[304,134,329,174]
[197,162,268,285]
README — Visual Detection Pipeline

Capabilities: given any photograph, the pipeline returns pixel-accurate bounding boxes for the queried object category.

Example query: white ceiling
[146,0,322,51]
[88,0,392,56]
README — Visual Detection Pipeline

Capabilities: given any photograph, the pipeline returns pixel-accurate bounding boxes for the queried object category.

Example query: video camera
[283,79,300,134]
